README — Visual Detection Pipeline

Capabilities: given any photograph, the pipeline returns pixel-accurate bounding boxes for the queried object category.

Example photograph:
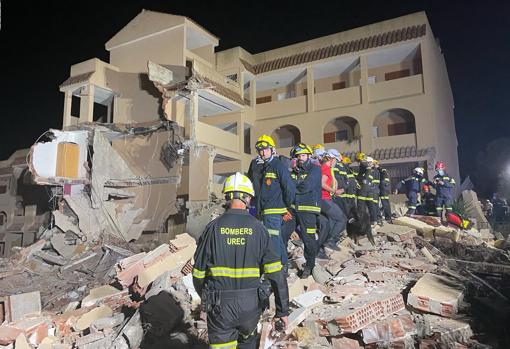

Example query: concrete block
[91,313,124,331]
[74,332,105,348]
[38,336,56,349]
[4,291,41,322]
[408,273,464,317]
[331,336,362,349]
[14,333,31,349]
[292,290,324,308]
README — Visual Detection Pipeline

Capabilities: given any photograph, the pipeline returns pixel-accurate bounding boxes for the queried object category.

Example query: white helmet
[223,172,255,197]
[365,156,374,165]
[413,167,424,176]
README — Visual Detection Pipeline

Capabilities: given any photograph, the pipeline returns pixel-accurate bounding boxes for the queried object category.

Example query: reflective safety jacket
[343,165,358,196]
[259,157,295,215]
[433,173,456,198]
[333,163,356,199]
[369,167,381,200]
[192,208,289,317]
[356,165,373,202]
[397,175,428,194]
[379,168,391,199]
[290,159,322,214]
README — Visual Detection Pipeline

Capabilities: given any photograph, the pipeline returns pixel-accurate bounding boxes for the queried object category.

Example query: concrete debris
[1,184,508,349]
[408,273,464,317]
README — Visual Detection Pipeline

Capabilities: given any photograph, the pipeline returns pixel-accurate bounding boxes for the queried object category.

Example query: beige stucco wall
[109,27,185,73]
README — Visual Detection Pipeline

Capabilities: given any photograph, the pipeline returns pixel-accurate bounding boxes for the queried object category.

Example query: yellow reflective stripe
[192,268,206,279]
[297,205,321,213]
[358,196,372,201]
[263,261,283,274]
[264,172,277,179]
[347,174,355,178]
[384,178,390,182]
[209,266,260,278]
[372,180,380,183]
[267,229,280,236]
[408,205,416,209]
[223,185,253,193]
[436,207,444,210]
[340,193,356,198]
[211,340,238,349]
[371,198,379,203]
[380,196,389,200]
[263,208,287,215]
[306,228,316,234]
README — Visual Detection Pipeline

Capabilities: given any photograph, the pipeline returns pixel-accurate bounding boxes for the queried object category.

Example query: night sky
[1,1,509,196]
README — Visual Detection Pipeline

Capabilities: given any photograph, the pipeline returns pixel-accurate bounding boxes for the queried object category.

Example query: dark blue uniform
[289,159,321,269]
[433,173,456,216]
[379,168,392,220]
[396,175,428,215]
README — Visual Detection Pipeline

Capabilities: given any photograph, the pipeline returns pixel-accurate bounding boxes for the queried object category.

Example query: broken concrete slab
[50,233,79,259]
[376,223,417,242]
[292,290,325,308]
[52,211,82,239]
[4,291,41,322]
[0,325,24,346]
[14,333,31,349]
[81,285,127,307]
[360,313,416,345]
[408,273,464,317]
[75,306,113,331]
[393,216,435,239]
[91,313,125,331]
[462,190,489,228]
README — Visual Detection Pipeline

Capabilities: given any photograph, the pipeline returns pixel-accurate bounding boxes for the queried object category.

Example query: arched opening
[323,116,360,144]
[373,108,416,137]
[271,125,301,148]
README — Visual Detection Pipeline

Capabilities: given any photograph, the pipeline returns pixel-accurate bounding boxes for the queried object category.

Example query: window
[277,91,296,101]
[385,69,410,81]
[335,130,348,142]
[388,122,415,136]
[0,186,7,195]
[71,95,80,117]
[256,96,272,104]
[323,132,335,143]
[93,103,108,122]
[367,76,376,84]
[332,81,346,90]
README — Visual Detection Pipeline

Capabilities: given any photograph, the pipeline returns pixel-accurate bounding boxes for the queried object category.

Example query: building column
[238,68,244,97]
[79,84,95,123]
[187,91,199,140]
[360,55,368,104]
[306,66,315,112]
[238,113,245,156]
[188,145,214,202]
[249,79,256,108]
[62,90,73,128]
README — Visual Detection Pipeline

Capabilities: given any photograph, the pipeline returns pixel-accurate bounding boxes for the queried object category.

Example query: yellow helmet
[342,157,352,164]
[255,134,276,150]
[223,172,255,197]
[312,143,324,151]
[355,152,366,161]
[291,143,313,157]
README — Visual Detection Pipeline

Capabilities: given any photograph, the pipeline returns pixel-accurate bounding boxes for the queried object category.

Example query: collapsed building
[1,8,509,349]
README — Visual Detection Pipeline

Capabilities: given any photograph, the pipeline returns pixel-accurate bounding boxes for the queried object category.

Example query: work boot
[282,263,289,277]
[300,266,313,279]
[316,248,329,260]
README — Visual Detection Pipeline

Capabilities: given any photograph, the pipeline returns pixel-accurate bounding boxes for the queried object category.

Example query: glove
[282,210,293,222]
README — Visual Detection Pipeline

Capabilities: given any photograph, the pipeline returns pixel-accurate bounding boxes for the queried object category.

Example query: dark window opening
[332,81,347,90]
[385,69,410,81]
[93,103,108,122]
[388,122,416,136]
[256,96,272,104]
[244,127,251,155]
[71,95,80,117]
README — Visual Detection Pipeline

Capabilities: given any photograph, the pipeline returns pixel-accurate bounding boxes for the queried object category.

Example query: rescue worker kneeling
[192,173,289,349]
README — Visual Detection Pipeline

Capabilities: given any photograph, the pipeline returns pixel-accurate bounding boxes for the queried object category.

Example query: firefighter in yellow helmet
[193,172,289,348]
[247,135,295,269]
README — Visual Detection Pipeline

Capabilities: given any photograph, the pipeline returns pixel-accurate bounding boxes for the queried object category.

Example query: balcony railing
[373,133,417,149]
[256,96,307,120]
[314,86,361,111]
[196,121,239,153]
[323,139,362,154]
[368,74,424,102]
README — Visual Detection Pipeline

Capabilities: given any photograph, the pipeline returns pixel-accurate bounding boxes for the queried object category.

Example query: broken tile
[81,285,126,307]
[4,291,41,322]
[292,290,324,308]
[75,306,113,331]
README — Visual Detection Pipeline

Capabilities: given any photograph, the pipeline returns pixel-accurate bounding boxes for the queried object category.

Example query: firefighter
[356,153,376,224]
[192,173,289,349]
[289,143,322,279]
[320,149,347,251]
[432,161,456,219]
[332,152,349,216]
[339,156,358,218]
[395,167,428,216]
[249,135,295,268]
[311,144,325,166]
[367,158,381,225]
[377,162,392,222]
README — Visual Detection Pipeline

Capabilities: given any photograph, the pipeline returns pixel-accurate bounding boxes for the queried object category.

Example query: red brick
[331,336,362,349]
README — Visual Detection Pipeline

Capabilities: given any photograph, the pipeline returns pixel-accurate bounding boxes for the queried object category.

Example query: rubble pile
[260,216,509,349]
[0,230,203,349]
[1,209,509,348]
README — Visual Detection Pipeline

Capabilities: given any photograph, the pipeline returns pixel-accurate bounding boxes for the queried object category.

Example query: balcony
[368,74,424,102]
[324,140,361,154]
[256,96,307,120]
[315,86,361,111]
[195,121,239,153]
[373,133,417,150]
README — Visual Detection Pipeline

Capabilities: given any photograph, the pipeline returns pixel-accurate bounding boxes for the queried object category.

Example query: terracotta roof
[250,24,426,75]
[59,72,94,89]
[199,75,246,106]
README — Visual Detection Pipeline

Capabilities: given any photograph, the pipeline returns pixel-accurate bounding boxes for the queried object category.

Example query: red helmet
[422,184,430,192]
[435,161,445,170]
